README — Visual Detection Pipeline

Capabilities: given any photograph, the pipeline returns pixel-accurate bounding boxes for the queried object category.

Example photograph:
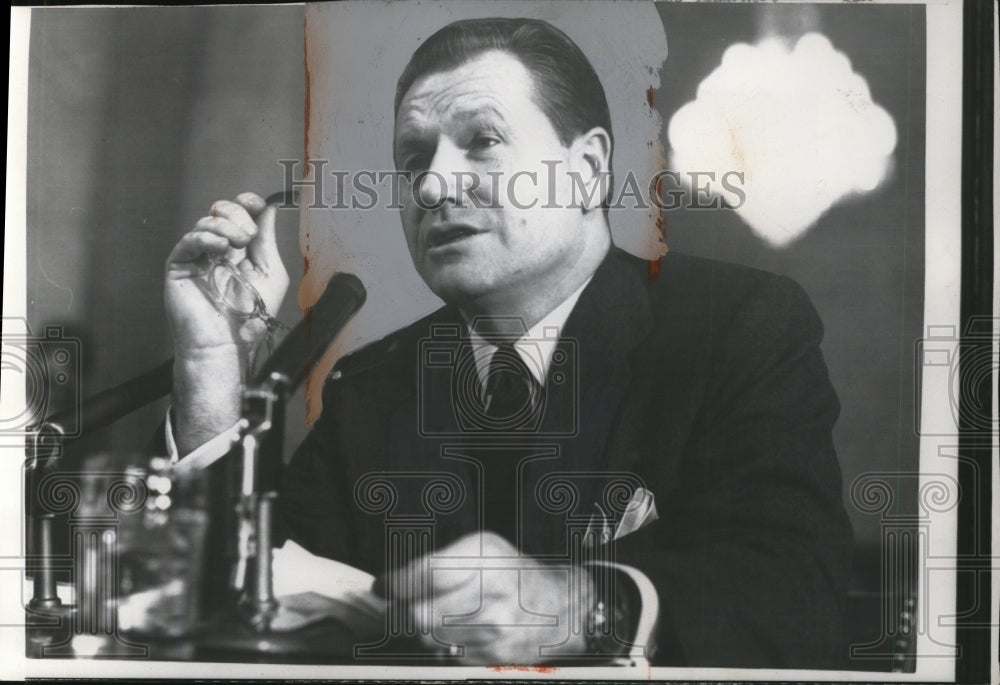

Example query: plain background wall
[24,4,924,584]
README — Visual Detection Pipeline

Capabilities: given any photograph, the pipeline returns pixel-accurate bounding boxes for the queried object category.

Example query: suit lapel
[547,248,653,475]
[384,307,466,473]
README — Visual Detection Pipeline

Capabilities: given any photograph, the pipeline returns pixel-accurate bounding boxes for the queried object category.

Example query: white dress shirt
[466,275,591,394]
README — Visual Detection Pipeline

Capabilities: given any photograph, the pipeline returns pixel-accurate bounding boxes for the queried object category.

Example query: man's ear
[570,127,612,212]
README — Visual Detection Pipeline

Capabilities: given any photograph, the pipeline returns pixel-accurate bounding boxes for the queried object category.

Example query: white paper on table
[270,539,386,631]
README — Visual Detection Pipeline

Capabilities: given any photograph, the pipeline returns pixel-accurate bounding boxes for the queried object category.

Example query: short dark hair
[394,18,614,205]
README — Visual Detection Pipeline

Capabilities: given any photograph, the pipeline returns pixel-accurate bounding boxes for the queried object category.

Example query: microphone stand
[232,371,287,631]
[198,370,359,662]
[25,424,70,628]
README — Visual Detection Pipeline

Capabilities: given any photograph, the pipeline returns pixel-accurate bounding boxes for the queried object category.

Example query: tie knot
[486,342,531,385]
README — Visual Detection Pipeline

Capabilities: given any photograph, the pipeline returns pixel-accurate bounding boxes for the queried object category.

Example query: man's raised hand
[165,192,289,358]
[164,192,291,455]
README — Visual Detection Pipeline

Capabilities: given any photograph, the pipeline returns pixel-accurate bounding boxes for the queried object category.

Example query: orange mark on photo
[486,665,559,673]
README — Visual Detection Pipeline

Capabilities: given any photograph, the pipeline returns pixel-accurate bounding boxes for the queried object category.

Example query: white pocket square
[613,487,658,541]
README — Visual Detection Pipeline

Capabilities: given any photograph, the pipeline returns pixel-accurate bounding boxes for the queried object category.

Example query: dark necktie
[480,342,543,546]
[483,342,541,430]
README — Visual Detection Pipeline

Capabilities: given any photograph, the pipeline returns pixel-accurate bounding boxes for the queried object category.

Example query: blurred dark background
[25,4,924,671]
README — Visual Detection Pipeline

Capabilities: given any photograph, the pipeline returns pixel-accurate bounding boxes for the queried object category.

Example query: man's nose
[417,140,469,208]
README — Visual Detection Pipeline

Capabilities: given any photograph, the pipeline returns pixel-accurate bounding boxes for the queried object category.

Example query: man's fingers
[227,246,248,266]
[378,553,431,601]
[378,559,475,602]
[379,531,520,601]
[168,195,269,273]
[431,530,518,558]
[410,599,434,635]
[166,230,230,269]
[376,532,516,601]
[192,216,255,249]
[234,191,267,216]
[410,593,502,645]
[210,199,259,238]
[431,568,482,597]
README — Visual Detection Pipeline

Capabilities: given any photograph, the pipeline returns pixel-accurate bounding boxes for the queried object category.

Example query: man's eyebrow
[393,98,511,153]
[393,114,427,151]
[449,102,507,124]
[393,132,430,157]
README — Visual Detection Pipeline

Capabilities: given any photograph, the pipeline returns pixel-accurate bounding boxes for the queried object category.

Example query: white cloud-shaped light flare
[668,33,897,248]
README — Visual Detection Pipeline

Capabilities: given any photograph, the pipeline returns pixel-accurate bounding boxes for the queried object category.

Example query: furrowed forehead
[396,52,534,123]
[394,52,535,145]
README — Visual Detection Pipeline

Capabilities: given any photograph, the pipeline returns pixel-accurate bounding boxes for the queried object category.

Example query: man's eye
[469,134,501,150]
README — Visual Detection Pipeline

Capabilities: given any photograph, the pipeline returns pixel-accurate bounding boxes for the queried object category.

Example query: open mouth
[426,225,483,249]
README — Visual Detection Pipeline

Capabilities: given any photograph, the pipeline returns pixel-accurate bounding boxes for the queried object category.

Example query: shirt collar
[466,276,593,389]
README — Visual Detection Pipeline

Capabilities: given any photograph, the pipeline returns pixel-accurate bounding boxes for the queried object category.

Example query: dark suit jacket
[278,247,854,668]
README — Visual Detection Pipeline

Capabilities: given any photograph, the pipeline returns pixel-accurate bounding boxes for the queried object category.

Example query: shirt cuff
[165,406,248,471]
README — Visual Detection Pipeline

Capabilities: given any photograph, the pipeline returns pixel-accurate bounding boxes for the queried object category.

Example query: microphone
[33,272,366,446]
[36,357,175,443]
[252,272,366,391]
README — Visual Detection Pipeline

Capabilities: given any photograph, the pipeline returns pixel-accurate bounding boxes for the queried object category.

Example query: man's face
[394,50,589,309]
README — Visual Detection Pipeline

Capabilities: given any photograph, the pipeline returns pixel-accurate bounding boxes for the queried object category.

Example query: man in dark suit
[165,17,852,668]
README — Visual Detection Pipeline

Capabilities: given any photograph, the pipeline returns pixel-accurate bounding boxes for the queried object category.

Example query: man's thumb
[249,204,280,266]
